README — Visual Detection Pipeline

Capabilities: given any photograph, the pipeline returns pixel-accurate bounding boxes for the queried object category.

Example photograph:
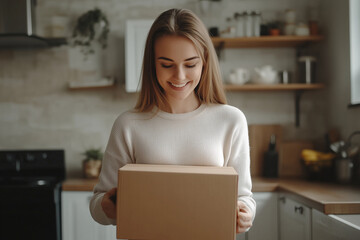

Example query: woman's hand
[101,187,117,219]
[236,201,253,233]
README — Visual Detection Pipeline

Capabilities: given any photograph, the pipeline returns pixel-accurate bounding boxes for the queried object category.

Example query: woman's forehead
[154,35,201,61]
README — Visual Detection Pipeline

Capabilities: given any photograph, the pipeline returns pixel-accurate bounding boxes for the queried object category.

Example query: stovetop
[0,150,65,185]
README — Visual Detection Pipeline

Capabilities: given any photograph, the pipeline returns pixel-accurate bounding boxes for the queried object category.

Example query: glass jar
[245,11,253,37]
[252,11,261,37]
[226,17,236,37]
[234,12,245,37]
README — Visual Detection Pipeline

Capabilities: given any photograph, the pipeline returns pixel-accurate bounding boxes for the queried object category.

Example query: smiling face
[154,35,203,112]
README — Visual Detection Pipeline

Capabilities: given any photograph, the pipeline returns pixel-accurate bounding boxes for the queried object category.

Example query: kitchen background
[0,0,359,178]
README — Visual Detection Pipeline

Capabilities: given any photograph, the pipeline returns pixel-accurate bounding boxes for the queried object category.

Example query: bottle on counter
[263,135,279,178]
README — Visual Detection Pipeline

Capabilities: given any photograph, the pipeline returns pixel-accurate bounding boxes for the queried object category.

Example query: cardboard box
[116,164,238,240]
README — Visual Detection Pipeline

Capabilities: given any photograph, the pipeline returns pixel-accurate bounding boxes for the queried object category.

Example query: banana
[301,149,336,162]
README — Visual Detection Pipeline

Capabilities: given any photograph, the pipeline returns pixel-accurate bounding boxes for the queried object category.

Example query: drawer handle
[295,206,304,214]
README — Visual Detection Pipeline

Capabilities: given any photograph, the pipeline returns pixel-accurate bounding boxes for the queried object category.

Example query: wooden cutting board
[279,141,314,177]
[248,125,283,177]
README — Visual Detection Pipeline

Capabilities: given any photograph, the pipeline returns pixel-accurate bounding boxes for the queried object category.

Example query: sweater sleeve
[89,113,134,225]
[225,110,256,221]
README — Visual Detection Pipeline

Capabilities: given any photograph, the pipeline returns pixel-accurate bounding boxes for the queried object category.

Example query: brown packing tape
[248,125,283,177]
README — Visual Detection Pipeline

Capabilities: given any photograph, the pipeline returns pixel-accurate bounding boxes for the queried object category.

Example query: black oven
[0,150,65,240]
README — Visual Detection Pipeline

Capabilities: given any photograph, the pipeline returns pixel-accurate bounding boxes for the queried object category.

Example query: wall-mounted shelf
[224,83,325,91]
[67,78,115,90]
[211,35,324,49]
[224,83,325,127]
[212,35,325,127]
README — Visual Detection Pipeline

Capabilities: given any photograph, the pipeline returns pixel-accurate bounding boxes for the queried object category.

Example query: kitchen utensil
[347,145,359,158]
[329,130,360,183]
[330,140,346,153]
[298,56,316,84]
[330,131,360,155]
[335,158,354,183]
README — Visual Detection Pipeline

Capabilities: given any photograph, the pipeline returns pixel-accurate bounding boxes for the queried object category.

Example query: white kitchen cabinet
[312,209,360,240]
[278,194,311,240]
[236,192,278,240]
[125,20,154,92]
[62,191,118,240]
[236,233,246,240]
[246,192,278,240]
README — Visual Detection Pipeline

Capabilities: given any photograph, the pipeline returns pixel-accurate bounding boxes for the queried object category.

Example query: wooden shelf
[212,35,325,128]
[212,35,324,48]
[67,78,116,90]
[67,85,116,90]
[224,83,325,91]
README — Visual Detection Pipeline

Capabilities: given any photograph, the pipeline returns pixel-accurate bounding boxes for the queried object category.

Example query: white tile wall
[0,0,330,177]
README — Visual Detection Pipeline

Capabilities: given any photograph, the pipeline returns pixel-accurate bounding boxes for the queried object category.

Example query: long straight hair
[135,8,227,112]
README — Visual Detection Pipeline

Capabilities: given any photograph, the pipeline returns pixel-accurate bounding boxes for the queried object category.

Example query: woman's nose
[174,66,186,80]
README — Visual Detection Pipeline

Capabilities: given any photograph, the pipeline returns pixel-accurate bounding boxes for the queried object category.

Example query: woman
[90,8,255,234]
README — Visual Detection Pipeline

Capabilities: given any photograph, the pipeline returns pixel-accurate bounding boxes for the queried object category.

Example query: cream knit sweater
[89,103,256,225]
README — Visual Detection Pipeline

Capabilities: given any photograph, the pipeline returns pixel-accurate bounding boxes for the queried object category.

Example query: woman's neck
[165,93,200,114]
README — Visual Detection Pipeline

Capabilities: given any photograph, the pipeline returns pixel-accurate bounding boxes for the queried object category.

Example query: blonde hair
[135,8,227,112]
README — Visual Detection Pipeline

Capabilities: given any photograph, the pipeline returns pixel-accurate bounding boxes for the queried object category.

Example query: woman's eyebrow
[157,56,200,62]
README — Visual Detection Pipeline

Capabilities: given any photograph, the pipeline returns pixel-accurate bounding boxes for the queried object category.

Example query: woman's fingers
[236,201,253,233]
[105,187,117,198]
[101,188,117,219]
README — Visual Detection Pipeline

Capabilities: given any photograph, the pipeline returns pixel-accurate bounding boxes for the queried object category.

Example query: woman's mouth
[169,82,189,88]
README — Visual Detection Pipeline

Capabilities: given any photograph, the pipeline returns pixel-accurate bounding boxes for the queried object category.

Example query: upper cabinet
[125,20,154,93]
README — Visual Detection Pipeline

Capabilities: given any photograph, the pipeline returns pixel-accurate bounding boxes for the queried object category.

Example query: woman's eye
[161,64,172,68]
[186,64,196,68]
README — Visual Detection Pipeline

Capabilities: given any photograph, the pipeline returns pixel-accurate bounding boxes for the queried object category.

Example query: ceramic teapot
[253,65,279,84]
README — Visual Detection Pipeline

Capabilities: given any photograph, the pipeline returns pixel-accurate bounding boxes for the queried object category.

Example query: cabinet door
[62,191,117,240]
[312,209,360,240]
[125,20,154,92]
[236,233,246,240]
[247,192,278,240]
[278,195,311,240]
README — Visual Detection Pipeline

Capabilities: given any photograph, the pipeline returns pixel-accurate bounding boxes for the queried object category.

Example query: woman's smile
[169,81,190,89]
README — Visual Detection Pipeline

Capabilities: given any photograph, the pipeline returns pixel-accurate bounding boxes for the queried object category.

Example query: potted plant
[268,21,281,36]
[71,8,110,57]
[82,148,103,178]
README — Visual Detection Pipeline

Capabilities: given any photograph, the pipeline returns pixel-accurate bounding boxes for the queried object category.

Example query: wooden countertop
[62,177,360,214]
[62,178,99,191]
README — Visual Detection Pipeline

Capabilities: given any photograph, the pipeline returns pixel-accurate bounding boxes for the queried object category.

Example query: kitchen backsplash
[0,0,331,177]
